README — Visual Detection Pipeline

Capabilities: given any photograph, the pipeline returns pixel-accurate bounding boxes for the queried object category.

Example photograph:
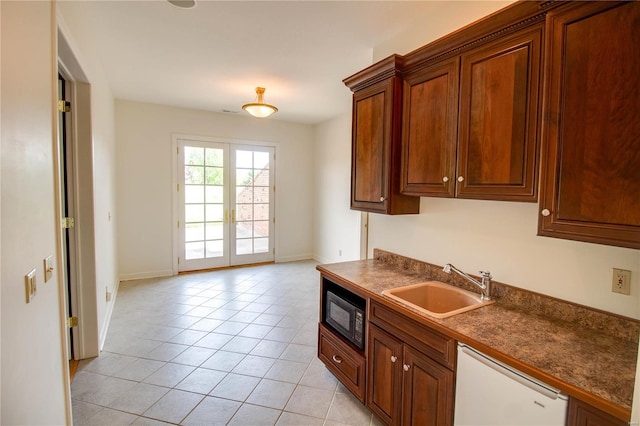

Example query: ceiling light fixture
[167,0,196,9]
[242,87,278,118]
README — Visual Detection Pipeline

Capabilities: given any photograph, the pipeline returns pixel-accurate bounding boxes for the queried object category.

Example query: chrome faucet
[443,263,492,301]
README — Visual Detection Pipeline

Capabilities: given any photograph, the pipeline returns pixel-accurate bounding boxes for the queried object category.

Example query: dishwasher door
[455,344,568,425]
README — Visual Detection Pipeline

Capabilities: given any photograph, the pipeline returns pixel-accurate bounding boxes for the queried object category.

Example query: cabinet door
[457,24,542,201]
[352,81,388,211]
[401,57,459,197]
[367,324,403,425]
[566,398,627,426]
[539,1,640,249]
[401,345,454,426]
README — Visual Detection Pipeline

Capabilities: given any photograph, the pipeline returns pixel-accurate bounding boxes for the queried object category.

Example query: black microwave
[325,290,365,350]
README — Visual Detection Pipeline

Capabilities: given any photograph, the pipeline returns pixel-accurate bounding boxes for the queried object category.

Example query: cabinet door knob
[379,196,385,202]
[403,364,410,372]
[442,176,449,183]
[332,355,342,364]
[457,176,464,182]
[541,209,551,217]
[390,355,397,363]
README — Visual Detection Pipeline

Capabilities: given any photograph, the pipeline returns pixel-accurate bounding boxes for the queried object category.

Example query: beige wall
[313,114,361,264]
[1,1,69,423]
[115,100,315,279]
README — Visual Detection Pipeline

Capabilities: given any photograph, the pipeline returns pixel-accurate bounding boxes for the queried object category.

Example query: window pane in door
[206,186,223,203]
[254,238,269,253]
[206,240,223,258]
[185,241,204,259]
[185,204,204,222]
[206,222,223,240]
[185,147,204,165]
[236,239,252,255]
[185,223,205,242]
[185,185,204,203]
[185,166,204,184]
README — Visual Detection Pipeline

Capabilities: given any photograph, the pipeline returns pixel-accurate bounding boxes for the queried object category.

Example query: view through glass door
[177,138,275,272]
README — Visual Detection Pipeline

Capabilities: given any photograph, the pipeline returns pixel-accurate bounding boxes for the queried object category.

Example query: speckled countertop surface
[317,253,639,420]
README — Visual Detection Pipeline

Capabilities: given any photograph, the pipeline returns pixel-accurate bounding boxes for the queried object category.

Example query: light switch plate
[44,255,53,282]
[25,269,36,303]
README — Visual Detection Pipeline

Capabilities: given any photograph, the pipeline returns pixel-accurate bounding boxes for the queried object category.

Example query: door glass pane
[206,204,223,221]
[185,147,204,165]
[205,148,223,167]
[206,167,223,185]
[185,241,204,259]
[254,204,269,220]
[254,238,269,253]
[185,204,204,222]
[236,186,253,203]
[236,169,254,185]
[253,221,269,238]
[185,223,204,242]
[206,240,223,258]
[236,239,252,255]
[206,222,223,240]
[185,185,204,204]
[185,166,204,184]
[206,186,223,203]
[236,150,253,168]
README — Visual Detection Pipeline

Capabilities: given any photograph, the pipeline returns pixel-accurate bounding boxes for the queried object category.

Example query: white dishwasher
[455,343,568,425]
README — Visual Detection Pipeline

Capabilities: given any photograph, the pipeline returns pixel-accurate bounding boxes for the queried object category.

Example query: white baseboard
[99,279,120,352]
[119,269,174,281]
[275,253,314,263]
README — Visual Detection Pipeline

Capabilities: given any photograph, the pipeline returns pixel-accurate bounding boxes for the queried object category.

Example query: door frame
[171,133,278,274]
[58,30,100,360]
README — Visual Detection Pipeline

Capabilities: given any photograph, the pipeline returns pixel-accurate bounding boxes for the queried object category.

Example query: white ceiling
[58,1,512,125]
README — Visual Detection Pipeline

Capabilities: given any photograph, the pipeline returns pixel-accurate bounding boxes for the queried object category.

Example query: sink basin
[382,281,495,318]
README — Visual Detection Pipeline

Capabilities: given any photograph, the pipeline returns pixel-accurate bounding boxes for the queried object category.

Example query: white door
[177,139,275,271]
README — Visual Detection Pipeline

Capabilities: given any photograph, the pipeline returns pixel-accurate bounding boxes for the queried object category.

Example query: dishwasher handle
[458,344,566,401]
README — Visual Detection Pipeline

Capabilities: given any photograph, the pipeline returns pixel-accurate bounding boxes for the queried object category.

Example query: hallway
[71,260,380,425]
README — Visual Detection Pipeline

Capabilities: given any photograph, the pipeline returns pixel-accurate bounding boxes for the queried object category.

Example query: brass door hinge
[67,317,78,328]
[62,217,75,229]
[58,100,71,112]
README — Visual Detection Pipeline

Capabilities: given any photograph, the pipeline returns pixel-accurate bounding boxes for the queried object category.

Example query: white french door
[177,138,275,272]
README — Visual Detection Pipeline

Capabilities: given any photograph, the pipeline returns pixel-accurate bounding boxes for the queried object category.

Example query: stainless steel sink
[382,281,495,318]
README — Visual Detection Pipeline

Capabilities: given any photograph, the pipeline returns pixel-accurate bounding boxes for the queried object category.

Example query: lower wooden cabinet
[566,398,628,426]
[318,323,366,402]
[367,324,454,426]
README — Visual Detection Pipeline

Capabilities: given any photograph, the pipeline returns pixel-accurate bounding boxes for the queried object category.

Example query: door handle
[224,210,229,224]
[231,209,236,224]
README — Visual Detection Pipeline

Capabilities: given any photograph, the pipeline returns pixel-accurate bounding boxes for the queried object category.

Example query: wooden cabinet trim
[369,301,455,370]
[318,323,366,402]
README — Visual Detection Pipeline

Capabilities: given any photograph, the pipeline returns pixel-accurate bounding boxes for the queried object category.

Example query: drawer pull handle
[390,356,397,363]
[332,355,343,364]
[403,364,410,372]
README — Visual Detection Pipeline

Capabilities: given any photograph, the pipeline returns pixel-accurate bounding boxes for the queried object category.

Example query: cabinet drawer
[318,323,366,402]
[370,301,455,370]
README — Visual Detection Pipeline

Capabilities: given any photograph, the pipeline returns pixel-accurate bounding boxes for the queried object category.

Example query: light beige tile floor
[72,260,382,426]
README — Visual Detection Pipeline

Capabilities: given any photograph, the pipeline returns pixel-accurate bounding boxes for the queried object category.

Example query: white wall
[313,114,361,264]
[57,5,119,352]
[1,1,69,424]
[115,100,314,280]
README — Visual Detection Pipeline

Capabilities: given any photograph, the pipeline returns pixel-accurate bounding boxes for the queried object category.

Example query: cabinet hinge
[62,217,75,229]
[67,317,78,328]
[58,100,71,113]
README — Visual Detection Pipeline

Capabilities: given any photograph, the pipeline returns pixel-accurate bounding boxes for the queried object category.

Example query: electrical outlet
[612,268,631,295]
[25,269,37,303]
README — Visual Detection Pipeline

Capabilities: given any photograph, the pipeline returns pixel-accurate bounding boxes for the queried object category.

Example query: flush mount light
[167,0,196,9]
[242,87,278,118]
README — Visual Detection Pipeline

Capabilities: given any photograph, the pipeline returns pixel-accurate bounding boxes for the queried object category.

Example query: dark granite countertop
[317,250,639,421]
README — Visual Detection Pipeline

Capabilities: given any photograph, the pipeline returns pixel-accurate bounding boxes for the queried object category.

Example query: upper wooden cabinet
[345,56,420,215]
[401,23,543,201]
[538,1,640,249]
